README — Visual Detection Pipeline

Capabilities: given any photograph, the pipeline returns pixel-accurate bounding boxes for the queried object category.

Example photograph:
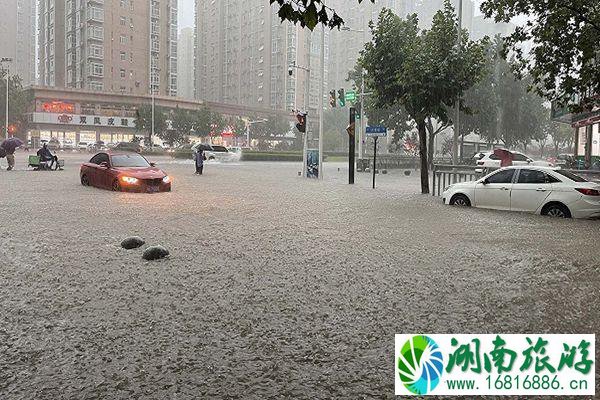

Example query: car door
[474,169,515,210]
[86,153,104,187]
[96,153,113,189]
[510,169,553,212]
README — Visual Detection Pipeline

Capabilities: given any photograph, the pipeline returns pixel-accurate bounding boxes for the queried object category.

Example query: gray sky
[178,0,195,30]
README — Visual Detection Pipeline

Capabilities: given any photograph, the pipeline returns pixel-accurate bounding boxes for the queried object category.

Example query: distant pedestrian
[0,137,24,171]
[195,149,206,175]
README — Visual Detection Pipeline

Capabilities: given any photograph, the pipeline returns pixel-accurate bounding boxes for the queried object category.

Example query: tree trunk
[417,120,430,194]
[426,118,435,169]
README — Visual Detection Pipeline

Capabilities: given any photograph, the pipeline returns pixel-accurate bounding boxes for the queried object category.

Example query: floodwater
[1,153,598,399]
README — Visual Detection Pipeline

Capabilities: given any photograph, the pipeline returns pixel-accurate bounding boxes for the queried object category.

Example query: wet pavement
[0,153,598,399]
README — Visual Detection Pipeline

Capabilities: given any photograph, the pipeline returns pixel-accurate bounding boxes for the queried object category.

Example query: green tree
[323,108,348,152]
[0,71,31,139]
[166,106,194,146]
[459,37,551,152]
[359,4,487,193]
[271,0,361,29]
[134,104,167,145]
[227,116,247,137]
[549,122,574,157]
[250,115,291,149]
[191,106,213,137]
[480,0,600,112]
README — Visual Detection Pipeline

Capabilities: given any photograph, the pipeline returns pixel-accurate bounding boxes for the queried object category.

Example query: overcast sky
[178,0,195,30]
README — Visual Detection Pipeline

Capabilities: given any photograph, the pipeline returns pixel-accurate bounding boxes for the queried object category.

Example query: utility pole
[347,107,356,184]
[289,57,311,178]
[151,90,155,146]
[1,58,12,139]
[318,25,325,180]
[359,70,365,160]
[452,0,463,164]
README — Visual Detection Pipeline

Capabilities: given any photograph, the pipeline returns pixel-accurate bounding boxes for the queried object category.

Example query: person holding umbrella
[0,137,24,171]
[194,145,208,175]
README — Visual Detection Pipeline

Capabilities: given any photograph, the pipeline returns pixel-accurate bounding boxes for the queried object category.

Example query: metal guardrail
[432,164,489,197]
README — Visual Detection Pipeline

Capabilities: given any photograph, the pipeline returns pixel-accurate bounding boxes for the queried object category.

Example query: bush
[241,151,303,162]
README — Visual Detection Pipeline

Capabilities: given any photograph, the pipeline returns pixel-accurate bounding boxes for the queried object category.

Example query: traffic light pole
[359,71,365,160]
[318,25,324,180]
[348,107,356,185]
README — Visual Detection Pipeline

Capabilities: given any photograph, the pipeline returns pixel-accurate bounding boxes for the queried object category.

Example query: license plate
[147,186,159,193]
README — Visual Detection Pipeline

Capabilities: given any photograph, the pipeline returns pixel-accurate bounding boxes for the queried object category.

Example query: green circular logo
[397,335,444,395]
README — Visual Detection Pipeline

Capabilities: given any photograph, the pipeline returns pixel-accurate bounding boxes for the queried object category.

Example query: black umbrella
[0,137,24,153]
[193,143,213,151]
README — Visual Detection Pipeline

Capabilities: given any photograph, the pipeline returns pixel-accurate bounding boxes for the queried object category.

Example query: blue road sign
[365,125,387,137]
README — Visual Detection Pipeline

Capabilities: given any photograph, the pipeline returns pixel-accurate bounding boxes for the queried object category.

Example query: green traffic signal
[338,88,346,107]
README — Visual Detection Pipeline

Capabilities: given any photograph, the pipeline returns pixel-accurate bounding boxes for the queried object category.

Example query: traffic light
[338,88,346,107]
[295,112,307,133]
[329,90,336,108]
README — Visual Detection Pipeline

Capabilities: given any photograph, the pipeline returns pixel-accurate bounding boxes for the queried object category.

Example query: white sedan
[442,166,600,219]
[475,151,552,172]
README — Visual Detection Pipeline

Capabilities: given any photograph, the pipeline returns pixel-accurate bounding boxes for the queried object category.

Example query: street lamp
[289,60,311,178]
[452,0,463,164]
[1,57,13,139]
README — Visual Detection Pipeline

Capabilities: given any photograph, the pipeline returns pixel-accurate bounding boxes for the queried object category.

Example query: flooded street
[1,155,599,399]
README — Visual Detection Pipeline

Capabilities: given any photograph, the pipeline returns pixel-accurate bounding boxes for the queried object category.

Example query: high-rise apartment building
[0,0,37,85]
[38,0,178,96]
[327,0,412,91]
[177,26,194,99]
[194,0,326,113]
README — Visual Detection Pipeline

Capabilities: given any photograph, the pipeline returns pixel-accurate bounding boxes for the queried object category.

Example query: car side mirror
[527,159,532,163]
[150,162,156,167]
[99,161,109,168]
[482,178,490,185]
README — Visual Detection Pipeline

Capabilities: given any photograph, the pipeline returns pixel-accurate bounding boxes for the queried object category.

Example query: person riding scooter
[37,143,59,170]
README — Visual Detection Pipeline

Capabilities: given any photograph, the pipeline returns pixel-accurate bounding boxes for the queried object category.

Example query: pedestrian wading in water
[195,148,206,175]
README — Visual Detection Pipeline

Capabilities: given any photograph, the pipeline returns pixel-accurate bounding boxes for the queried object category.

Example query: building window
[120,51,126,61]
[120,68,126,79]
[119,35,128,44]
[89,63,104,77]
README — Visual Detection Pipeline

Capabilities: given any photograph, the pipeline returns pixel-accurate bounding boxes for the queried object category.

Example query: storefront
[29,111,140,148]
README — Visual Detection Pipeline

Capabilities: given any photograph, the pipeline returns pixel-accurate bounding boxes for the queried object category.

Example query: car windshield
[111,154,150,168]
[555,170,588,183]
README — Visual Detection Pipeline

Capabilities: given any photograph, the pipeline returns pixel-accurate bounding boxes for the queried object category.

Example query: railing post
[432,165,436,196]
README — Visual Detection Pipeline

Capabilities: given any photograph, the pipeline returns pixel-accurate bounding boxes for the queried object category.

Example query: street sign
[345,90,356,102]
[366,125,387,137]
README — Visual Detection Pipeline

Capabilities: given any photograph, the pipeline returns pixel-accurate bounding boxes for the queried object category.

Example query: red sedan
[80,152,172,193]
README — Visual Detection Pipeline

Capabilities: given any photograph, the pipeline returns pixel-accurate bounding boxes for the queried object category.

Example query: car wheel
[542,203,571,219]
[112,179,121,192]
[450,194,471,207]
[81,174,90,186]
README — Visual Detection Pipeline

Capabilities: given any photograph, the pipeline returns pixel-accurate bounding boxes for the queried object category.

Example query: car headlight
[162,176,171,183]
[121,176,139,184]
